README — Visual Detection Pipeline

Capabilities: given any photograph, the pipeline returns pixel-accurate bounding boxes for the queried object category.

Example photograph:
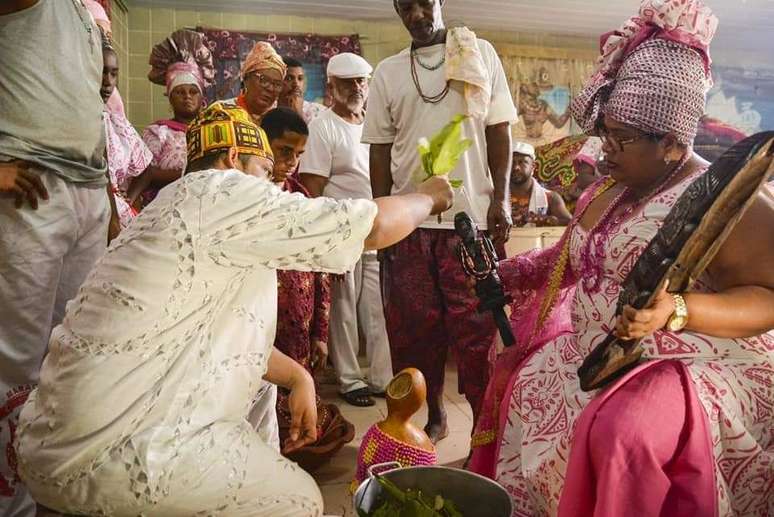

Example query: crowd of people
[1,0,772,516]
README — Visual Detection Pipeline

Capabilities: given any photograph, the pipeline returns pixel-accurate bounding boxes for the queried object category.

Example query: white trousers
[329,252,393,394]
[0,171,108,517]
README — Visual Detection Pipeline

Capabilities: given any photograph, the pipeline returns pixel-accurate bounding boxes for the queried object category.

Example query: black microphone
[454,212,516,347]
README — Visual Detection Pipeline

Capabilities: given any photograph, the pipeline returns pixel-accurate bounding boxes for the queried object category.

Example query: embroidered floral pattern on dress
[141,123,188,205]
[15,171,375,515]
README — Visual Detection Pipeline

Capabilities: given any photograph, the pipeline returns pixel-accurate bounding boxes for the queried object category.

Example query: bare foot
[424,419,449,444]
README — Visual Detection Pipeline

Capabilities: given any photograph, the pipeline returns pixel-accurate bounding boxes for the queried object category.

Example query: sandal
[340,387,375,407]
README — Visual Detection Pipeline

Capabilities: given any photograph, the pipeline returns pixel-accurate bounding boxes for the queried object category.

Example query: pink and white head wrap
[573,137,603,170]
[165,62,204,96]
[148,29,214,96]
[571,0,718,145]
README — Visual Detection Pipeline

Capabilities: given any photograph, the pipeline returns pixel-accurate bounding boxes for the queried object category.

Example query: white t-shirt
[362,38,518,229]
[299,108,372,200]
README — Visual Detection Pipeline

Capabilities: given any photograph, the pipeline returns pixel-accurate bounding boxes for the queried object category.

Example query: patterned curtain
[198,28,362,104]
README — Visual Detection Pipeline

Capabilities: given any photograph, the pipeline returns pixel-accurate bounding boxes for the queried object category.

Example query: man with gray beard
[300,53,393,408]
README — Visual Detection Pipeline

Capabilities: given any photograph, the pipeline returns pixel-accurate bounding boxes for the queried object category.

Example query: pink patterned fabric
[140,122,188,205]
[467,183,596,478]
[469,173,774,516]
[148,30,214,92]
[381,228,497,417]
[142,122,187,171]
[83,0,109,28]
[558,360,717,517]
[83,0,110,23]
[274,176,331,368]
[355,424,437,484]
[165,62,204,96]
[595,0,717,79]
[104,110,152,228]
[106,89,125,117]
[571,0,718,144]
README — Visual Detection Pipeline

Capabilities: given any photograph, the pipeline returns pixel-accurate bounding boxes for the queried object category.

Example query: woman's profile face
[598,114,668,192]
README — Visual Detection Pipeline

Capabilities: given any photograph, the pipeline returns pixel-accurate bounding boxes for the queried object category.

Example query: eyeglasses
[598,126,662,153]
[248,73,284,92]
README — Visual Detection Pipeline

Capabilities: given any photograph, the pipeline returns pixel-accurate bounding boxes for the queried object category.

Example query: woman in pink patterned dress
[140,63,204,206]
[468,2,774,516]
[101,37,152,229]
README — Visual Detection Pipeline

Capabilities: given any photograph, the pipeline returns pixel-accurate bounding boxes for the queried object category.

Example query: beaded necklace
[577,154,693,293]
[532,155,697,336]
[410,44,450,104]
[413,49,445,71]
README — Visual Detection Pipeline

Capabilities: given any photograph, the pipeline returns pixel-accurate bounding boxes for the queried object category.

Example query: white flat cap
[512,141,536,159]
[327,52,373,79]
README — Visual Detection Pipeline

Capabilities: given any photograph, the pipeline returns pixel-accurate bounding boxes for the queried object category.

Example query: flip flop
[340,387,375,407]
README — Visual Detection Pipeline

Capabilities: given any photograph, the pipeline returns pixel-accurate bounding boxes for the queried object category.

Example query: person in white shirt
[15,102,454,516]
[1,2,109,514]
[363,0,518,441]
[509,141,571,227]
[279,56,326,124]
[300,53,393,408]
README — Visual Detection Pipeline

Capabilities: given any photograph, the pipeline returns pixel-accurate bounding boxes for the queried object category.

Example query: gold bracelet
[666,293,689,332]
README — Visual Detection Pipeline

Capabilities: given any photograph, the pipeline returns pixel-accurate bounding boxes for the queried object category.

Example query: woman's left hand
[614,283,676,340]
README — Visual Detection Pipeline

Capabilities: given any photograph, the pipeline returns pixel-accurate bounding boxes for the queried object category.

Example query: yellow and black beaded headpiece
[186,101,273,164]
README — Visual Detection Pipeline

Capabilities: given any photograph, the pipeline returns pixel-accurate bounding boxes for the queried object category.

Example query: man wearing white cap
[300,53,393,407]
[510,141,571,227]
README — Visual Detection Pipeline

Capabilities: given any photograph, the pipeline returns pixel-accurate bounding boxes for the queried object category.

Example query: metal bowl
[353,464,512,516]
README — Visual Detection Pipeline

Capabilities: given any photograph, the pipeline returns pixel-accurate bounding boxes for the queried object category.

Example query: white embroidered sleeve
[197,172,377,273]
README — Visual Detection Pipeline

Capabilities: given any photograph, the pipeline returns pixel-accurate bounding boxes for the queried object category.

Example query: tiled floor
[315,363,473,517]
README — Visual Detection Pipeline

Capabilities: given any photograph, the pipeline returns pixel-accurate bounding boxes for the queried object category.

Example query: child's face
[269,130,307,184]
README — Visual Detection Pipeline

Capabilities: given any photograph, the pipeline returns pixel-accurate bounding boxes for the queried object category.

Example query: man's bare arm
[299,173,329,198]
[369,143,393,198]
[548,191,572,225]
[484,122,513,245]
[364,176,453,251]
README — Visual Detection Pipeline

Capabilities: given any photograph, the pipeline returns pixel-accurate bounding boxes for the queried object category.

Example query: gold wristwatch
[666,294,689,332]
